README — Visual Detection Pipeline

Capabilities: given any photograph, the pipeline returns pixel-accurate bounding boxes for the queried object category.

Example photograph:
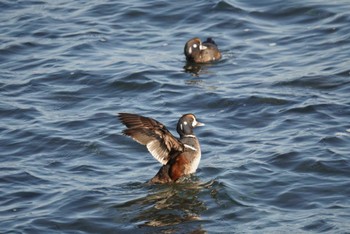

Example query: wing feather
[118,113,184,164]
[146,140,169,165]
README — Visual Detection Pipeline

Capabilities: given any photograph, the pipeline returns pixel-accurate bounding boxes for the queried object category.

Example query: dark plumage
[118,113,204,184]
[184,37,222,63]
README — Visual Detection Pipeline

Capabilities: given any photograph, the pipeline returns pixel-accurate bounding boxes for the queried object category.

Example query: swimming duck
[184,37,222,63]
[118,113,204,184]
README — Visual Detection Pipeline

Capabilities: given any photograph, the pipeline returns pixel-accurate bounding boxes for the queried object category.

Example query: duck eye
[193,44,198,48]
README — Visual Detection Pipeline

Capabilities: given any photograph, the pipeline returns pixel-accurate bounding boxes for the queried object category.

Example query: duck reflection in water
[183,62,216,77]
[119,179,214,233]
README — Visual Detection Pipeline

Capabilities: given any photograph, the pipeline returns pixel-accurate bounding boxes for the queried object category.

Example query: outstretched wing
[118,113,184,165]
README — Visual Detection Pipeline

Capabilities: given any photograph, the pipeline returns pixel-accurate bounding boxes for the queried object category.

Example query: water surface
[1,0,350,233]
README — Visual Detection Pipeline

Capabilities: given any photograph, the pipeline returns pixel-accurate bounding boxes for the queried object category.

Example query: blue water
[1,0,350,233]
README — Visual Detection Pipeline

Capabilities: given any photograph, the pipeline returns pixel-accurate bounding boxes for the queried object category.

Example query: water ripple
[1,0,350,233]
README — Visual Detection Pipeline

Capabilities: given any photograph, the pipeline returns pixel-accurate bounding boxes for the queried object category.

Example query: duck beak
[199,44,207,50]
[192,118,205,127]
[196,121,205,127]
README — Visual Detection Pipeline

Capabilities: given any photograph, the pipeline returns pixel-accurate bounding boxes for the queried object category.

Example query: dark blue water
[1,0,350,233]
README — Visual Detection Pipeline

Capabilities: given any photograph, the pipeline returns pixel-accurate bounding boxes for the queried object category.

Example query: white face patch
[188,47,192,54]
[193,44,198,48]
[192,117,197,127]
[183,121,188,125]
[180,123,183,130]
